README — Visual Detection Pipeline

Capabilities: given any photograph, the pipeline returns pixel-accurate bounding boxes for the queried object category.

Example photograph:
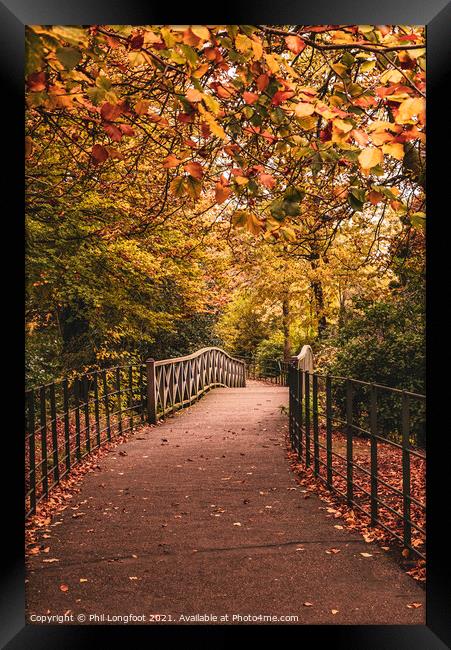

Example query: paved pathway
[27,381,425,625]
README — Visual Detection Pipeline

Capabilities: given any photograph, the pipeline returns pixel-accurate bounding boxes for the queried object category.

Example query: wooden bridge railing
[146,347,246,423]
[25,347,246,519]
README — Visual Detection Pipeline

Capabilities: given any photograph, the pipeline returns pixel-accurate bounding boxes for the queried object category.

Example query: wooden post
[146,358,157,424]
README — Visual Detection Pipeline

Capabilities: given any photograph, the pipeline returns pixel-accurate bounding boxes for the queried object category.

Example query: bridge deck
[26,381,424,624]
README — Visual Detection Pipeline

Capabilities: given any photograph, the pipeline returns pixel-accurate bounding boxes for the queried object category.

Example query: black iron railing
[25,348,246,519]
[245,358,289,385]
[287,365,426,559]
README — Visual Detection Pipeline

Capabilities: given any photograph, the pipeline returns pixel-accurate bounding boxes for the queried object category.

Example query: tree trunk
[282,293,291,360]
[311,278,327,338]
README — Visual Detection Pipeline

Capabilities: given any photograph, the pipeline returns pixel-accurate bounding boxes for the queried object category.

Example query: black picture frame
[2,2,450,648]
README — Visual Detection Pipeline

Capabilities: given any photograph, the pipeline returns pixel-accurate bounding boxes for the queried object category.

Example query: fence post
[402,392,411,549]
[146,358,157,424]
[313,374,319,476]
[305,372,311,467]
[370,384,378,526]
[346,379,354,506]
[297,369,303,459]
[326,376,332,489]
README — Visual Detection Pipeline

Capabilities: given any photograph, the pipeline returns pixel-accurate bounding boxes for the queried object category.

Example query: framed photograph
[2,1,450,647]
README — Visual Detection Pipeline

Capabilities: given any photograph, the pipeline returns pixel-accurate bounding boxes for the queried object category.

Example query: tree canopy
[25,24,425,386]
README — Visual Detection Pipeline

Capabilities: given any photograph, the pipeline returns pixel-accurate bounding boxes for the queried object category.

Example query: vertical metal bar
[49,383,60,483]
[313,374,319,476]
[102,370,111,441]
[39,386,49,497]
[305,372,311,467]
[63,379,70,473]
[297,369,303,459]
[289,366,295,449]
[402,392,411,549]
[139,365,145,423]
[128,366,134,432]
[83,376,91,453]
[74,378,81,461]
[370,384,378,526]
[116,368,122,435]
[93,372,101,448]
[27,390,36,514]
[146,359,157,424]
[326,376,333,489]
[346,379,354,506]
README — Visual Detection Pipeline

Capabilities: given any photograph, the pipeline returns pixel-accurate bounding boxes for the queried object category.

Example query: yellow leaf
[235,176,249,185]
[250,37,263,60]
[331,63,347,77]
[191,26,210,41]
[334,118,353,133]
[201,111,226,139]
[235,34,252,53]
[380,69,404,84]
[382,142,404,160]
[202,93,220,115]
[264,53,279,74]
[358,147,383,169]
[192,63,209,78]
[396,97,425,124]
[294,102,315,117]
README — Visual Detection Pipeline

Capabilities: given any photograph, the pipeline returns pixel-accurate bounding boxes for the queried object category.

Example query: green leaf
[348,187,366,211]
[185,176,202,200]
[410,212,426,228]
[56,46,82,70]
[232,210,249,227]
[170,176,186,197]
[284,186,305,202]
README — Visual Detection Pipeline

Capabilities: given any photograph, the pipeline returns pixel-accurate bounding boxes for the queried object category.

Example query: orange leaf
[368,190,384,205]
[60,584,69,592]
[186,88,203,103]
[103,123,122,141]
[259,173,276,189]
[184,161,203,179]
[256,74,270,92]
[100,102,123,122]
[215,182,232,204]
[243,91,259,105]
[163,154,182,169]
[285,35,306,54]
[272,90,294,106]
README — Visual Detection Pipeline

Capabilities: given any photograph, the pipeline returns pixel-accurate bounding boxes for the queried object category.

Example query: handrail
[147,347,246,423]
[154,346,244,366]
[25,347,246,520]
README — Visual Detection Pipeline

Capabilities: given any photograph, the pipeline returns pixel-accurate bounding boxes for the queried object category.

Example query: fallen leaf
[60,584,69,592]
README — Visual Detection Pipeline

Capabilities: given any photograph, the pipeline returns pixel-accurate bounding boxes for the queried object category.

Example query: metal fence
[25,348,245,519]
[287,365,426,559]
[245,358,289,384]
